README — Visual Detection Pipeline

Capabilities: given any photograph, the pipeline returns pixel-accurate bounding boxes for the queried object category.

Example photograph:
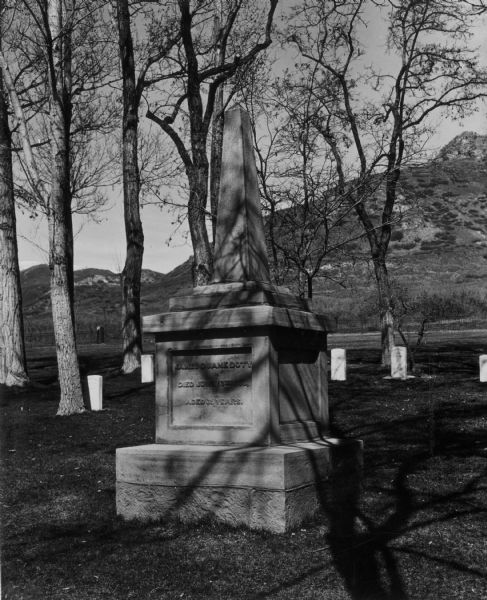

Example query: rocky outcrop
[437,132,487,161]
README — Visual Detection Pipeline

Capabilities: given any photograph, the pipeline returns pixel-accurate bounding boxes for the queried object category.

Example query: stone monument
[116,107,362,533]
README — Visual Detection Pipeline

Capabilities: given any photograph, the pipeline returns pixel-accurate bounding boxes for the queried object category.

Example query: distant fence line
[24,323,122,347]
[23,317,487,348]
[332,316,487,334]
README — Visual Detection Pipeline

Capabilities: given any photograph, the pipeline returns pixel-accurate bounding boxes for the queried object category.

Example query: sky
[16,3,487,274]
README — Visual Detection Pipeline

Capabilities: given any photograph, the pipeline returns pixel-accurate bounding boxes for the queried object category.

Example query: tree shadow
[310,395,487,600]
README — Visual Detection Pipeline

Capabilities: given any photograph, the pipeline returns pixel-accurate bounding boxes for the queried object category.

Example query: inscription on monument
[170,349,253,427]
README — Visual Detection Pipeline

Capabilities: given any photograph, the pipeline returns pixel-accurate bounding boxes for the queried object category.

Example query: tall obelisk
[212,107,271,284]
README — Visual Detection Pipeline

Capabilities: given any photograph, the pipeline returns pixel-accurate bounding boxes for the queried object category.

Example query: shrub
[397,241,416,250]
[391,230,404,242]
[413,289,487,321]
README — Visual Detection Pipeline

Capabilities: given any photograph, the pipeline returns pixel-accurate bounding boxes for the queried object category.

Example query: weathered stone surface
[169,281,311,312]
[143,304,327,335]
[285,486,321,530]
[178,487,250,527]
[212,107,271,284]
[154,334,278,446]
[171,349,253,427]
[116,482,179,522]
[116,442,343,489]
[152,329,327,446]
[250,490,286,531]
[117,483,321,533]
[116,439,363,532]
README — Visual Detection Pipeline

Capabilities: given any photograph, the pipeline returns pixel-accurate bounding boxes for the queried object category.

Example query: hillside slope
[21,259,193,334]
[314,132,487,306]
[20,132,487,334]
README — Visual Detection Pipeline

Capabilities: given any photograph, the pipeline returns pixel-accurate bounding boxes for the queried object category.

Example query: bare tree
[1,0,117,412]
[145,0,279,286]
[0,53,28,386]
[115,0,180,373]
[287,0,487,365]
[116,0,144,373]
[240,62,365,299]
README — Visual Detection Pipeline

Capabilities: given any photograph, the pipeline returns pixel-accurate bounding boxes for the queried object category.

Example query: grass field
[1,339,487,600]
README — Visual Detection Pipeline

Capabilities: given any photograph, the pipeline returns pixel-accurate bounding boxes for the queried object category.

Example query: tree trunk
[117,0,144,373]
[398,322,415,372]
[188,162,212,286]
[66,200,75,322]
[49,118,84,415]
[48,0,84,415]
[416,318,428,347]
[373,256,395,367]
[209,100,223,247]
[307,272,313,299]
[0,74,28,386]
[120,112,143,372]
[209,14,224,247]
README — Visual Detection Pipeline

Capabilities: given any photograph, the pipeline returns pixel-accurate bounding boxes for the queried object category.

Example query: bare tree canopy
[144,0,279,285]
[1,0,119,412]
[285,0,487,364]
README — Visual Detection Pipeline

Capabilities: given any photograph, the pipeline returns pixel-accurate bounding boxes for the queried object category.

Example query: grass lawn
[1,341,487,600]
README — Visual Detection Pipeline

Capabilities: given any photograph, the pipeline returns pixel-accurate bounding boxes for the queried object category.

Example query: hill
[21,260,193,341]
[310,132,487,318]
[20,131,487,338]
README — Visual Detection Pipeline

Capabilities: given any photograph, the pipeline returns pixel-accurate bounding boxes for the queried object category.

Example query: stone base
[116,440,362,533]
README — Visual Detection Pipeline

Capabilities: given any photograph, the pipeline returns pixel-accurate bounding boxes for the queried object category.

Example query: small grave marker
[330,348,346,381]
[480,355,487,383]
[96,325,105,344]
[141,354,154,383]
[391,346,407,380]
[88,375,103,411]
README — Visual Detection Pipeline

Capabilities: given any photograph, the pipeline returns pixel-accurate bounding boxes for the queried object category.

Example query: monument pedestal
[116,293,362,532]
[116,440,362,533]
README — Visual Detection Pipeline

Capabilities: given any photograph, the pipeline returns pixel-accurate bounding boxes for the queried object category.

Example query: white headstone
[88,375,103,411]
[330,348,347,381]
[141,354,154,383]
[391,346,407,380]
[480,355,487,383]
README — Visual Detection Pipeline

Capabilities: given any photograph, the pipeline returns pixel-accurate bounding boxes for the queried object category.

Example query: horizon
[17,129,487,274]
[18,258,187,274]
[17,128,487,274]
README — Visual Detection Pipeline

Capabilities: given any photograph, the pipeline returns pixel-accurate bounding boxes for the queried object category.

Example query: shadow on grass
[250,370,487,600]
[312,396,487,600]
[3,343,487,600]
